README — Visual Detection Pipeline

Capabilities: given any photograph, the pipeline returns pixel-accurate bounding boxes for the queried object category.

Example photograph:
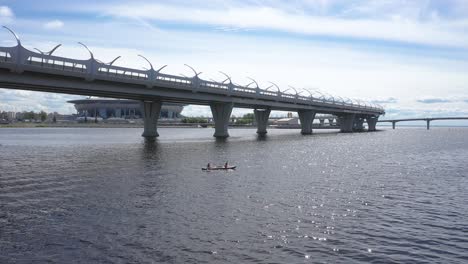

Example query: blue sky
[1,0,468,121]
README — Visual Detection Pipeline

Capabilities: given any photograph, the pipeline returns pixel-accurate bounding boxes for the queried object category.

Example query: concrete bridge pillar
[210,102,233,138]
[298,110,316,135]
[254,108,271,135]
[328,119,334,126]
[141,101,162,139]
[366,116,378,131]
[339,114,356,133]
[426,120,430,130]
[353,117,365,131]
[392,121,396,129]
[319,119,325,127]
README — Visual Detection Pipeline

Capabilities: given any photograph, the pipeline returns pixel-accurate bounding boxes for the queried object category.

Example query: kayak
[202,166,236,171]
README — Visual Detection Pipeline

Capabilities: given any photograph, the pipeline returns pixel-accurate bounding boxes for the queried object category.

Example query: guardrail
[0,27,385,114]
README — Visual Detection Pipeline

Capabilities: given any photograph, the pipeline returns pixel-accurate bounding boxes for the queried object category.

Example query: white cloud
[0,6,14,23]
[0,6,13,18]
[0,89,80,113]
[102,3,468,48]
[44,20,64,30]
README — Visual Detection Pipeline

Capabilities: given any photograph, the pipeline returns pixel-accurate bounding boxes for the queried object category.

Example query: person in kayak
[207,163,212,169]
[224,161,229,168]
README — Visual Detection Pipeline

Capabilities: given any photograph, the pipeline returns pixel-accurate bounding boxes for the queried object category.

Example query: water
[1,127,467,263]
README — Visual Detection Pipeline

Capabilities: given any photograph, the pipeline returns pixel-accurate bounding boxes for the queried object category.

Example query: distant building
[6,111,16,120]
[46,112,77,122]
[15,112,23,120]
[275,117,299,126]
[273,117,301,128]
[68,99,185,119]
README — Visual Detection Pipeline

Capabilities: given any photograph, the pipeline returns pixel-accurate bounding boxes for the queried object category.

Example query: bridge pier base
[367,116,378,131]
[426,120,430,130]
[339,114,356,133]
[254,109,271,135]
[392,121,396,129]
[210,102,233,138]
[298,110,316,135]
[141,101,162,139]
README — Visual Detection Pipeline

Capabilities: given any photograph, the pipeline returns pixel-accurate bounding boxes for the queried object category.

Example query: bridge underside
[0,70,381,138]
[0,70,381,114]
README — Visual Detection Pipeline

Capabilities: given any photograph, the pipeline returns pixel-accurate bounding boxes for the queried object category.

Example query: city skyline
[0,0,468,120]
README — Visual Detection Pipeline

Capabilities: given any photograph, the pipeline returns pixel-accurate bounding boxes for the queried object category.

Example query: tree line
[181,113,255,125]
[0,111,48,122]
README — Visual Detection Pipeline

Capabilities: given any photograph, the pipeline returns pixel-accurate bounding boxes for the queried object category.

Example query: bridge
[0,27,384,139]
[378,117,468,129]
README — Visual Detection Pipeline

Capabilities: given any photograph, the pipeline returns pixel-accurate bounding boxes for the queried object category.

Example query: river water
[0,127,467,263]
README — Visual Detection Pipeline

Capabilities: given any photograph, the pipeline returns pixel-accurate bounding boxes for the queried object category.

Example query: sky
[0,0,468,121]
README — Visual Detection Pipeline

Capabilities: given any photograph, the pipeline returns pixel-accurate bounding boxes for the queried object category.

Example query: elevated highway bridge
[0,27,384,139]
[379,117,468,130]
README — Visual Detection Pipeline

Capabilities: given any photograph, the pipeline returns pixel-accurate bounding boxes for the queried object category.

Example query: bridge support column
[254,109,271,135]
[426,120,430,130]
[298,110,316,135]
[339,114,356,133]
[141,101,162,139]
[210,102,233,138]
[367,116,378,131]
[353,117,365,132]
[392,121,396,129]
[328,119,334,126]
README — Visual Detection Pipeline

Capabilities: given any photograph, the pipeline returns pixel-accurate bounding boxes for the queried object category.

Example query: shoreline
[0,123,257,129]
[1,123,467,129]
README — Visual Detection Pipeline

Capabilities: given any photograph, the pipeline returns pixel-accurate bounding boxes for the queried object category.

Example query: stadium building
[68,98,185,119]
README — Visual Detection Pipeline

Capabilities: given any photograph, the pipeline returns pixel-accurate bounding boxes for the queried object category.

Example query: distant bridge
[0,27,384,139]
[378,117,468,129]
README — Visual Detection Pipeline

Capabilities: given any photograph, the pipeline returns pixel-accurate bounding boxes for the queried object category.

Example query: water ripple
[1,128,467,263]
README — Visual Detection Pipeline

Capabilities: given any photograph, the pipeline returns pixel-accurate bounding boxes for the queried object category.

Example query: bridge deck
[0,27,385,137]
[379,117,468,122]
[0,35,384,116]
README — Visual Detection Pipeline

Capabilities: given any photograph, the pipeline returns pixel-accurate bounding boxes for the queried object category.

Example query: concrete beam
[210,102,233,138]
[141,101,162,139]
[254,108,271,135]
[298,110,316,135]
[0,71,384,116]
[339,113,356,133]
[367,116,378,131]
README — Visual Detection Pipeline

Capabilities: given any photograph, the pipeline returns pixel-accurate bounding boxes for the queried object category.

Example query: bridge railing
[200,80,229,91]
[97,64,148,80]
[156,73,192,87]
[259,90,278,97]
[0,49,12,63]
[232,85,256,94]
[0,34,385,115]
[25,54,88,73]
